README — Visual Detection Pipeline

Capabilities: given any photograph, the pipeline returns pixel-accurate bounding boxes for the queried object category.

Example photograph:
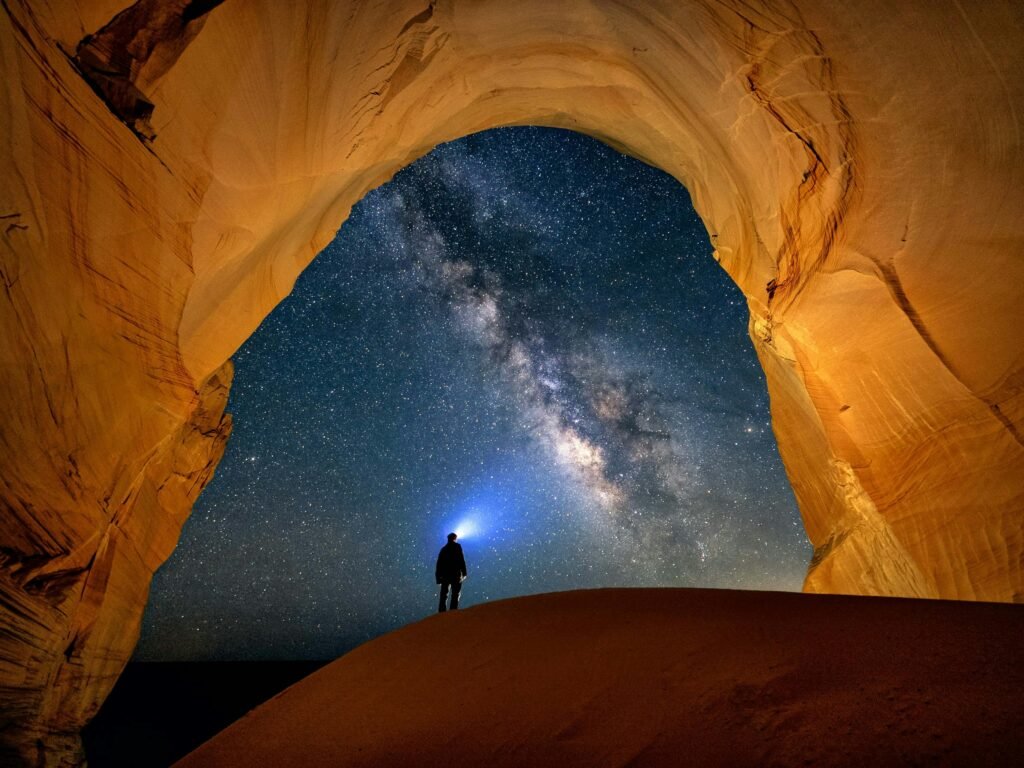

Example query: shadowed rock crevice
[71,0,226,140]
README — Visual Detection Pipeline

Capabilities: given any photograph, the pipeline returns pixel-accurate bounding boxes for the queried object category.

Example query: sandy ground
[175,588,1024,767]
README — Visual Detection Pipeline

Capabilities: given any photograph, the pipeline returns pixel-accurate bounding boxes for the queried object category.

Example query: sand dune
[176,589,1023,767]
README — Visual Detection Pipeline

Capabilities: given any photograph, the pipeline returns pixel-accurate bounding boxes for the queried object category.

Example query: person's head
[447,532,458,543]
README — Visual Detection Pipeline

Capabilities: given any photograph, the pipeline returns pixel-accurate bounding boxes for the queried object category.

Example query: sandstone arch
[1,0,1022,763]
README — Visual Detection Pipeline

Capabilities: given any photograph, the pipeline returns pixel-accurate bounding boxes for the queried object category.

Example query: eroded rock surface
[1,0,1022,764]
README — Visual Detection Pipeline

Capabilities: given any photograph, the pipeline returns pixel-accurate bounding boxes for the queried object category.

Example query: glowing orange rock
[1,0,1022,763]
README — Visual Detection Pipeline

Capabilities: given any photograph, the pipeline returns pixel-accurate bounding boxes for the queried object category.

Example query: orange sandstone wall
[1,0,1022,763]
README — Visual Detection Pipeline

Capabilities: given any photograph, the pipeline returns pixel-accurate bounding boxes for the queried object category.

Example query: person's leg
[450,580,462,610]
[439,582,450,612]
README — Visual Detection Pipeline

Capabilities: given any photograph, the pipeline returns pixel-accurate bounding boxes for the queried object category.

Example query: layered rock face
[1,0,1022,764]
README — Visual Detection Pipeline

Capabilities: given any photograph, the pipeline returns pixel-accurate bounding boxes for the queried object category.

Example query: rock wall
[1,0,1022,763]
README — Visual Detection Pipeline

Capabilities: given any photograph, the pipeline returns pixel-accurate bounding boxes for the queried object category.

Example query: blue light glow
[451,510,483,540]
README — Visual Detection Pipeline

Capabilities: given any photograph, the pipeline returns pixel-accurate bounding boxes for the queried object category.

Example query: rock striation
[1,0,1022,764]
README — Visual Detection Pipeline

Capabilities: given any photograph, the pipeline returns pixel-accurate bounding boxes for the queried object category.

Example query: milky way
[137,128,811,661]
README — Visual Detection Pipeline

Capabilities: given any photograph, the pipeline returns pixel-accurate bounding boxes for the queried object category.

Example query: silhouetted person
[436,532,467,612]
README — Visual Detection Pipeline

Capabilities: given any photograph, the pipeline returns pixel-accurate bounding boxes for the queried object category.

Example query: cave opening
[6,2,1024,764]
[135,126,811,663]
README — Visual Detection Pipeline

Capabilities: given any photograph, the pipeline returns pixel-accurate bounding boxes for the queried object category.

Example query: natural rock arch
[1,0,1022,763]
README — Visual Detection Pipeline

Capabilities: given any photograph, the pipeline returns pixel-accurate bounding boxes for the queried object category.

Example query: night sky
[137,127,810,661]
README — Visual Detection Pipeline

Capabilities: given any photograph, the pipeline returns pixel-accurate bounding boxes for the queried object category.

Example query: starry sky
[137,127,811,661]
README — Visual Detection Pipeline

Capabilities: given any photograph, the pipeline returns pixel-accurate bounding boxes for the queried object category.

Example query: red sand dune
[176,589,1024,767]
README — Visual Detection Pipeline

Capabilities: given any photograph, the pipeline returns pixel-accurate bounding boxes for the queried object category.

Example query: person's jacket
[435,541,467,584]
